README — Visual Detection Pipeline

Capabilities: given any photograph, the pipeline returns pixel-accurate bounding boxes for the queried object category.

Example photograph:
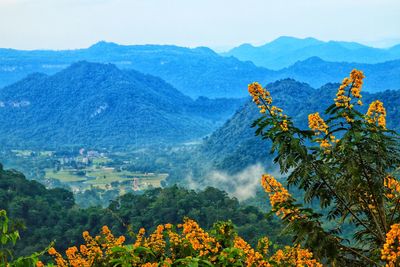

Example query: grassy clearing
[44,169,87,182]
[92,157,111,164]
[45,168,168,187]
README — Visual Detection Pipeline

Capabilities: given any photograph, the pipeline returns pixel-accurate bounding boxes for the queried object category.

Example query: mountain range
[223,36,400,69]
[0,43,272,98]
[1,38,400,99]
[273,57,400,92]
[0,61,244,149]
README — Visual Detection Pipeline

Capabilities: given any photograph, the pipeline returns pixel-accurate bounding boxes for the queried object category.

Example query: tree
[0,210,46,267]
[249,70,400,265]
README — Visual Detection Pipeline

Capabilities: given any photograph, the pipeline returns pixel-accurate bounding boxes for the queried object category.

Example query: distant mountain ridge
[0,61,244,149]
[0,42,273,98]
[223,36,400,69]
[274,57,400,92]
[1,38,400,98]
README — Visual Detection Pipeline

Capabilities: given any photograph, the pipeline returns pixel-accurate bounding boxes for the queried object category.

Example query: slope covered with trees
[0,61,244,149]
[197,79,400,175]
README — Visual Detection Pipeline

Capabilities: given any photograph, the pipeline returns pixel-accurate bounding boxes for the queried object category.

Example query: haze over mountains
[1,37,400,99]
[0,61,243,149]
[0,36,399,150]
[274,57,400,92]
[0,43,272,98]
[223,36,400,69]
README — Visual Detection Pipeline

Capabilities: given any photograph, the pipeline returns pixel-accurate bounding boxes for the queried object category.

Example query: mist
[186,164,282,201]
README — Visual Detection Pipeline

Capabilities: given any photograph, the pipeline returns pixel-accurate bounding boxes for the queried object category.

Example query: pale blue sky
[1,0,399,50]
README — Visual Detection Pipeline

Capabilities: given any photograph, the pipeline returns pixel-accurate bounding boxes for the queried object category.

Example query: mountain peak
[63,61,120,73]
[264,36,322,48]
[297,56,325,64]
[88,41,120,50]
[193,46,217,55]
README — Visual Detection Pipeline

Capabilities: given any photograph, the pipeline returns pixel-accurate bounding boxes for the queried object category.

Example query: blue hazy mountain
[0,61,244,149]
[223,36,400,69]
[274,57,400,92]
[0,42,274,98]
[1,39,400,98]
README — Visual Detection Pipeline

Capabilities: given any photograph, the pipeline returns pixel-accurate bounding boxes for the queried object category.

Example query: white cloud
[186,163,282,201]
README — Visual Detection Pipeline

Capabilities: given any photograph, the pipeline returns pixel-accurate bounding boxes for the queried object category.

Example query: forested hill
[0,163,286,257]
[0,61,243,149]
[198,79,400,174]
[224,36,400,69]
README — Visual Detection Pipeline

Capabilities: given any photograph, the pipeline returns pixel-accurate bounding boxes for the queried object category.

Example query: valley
[0,142,199,207]
[0,30,400,265]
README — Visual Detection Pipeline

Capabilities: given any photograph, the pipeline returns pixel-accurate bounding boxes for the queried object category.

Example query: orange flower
[366,100,386,128]
[381,223,400,264]
[308,112,328,135]
[334,69,364,108]
[261,174,304,221]
[48,247,57,255]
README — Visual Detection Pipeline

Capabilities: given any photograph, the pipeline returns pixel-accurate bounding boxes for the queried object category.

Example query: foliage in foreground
[42,218,321,267]
[0,210,48,267]
[1,209,320,267]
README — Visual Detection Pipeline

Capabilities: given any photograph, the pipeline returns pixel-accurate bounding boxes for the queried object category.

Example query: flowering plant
[250,70,400,266]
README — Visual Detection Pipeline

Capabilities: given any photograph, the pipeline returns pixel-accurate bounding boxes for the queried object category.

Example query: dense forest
[0,164,287,257]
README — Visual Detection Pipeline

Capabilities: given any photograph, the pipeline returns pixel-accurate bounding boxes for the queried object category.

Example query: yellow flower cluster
[334,69,364,108]
[366,100,387,128]
[257,236,270,256]
[178,218,220,257]
[134,227,146,247]
[233,236,270,266]
[144,225,166,254]
[261,174,303,221]
[42,218,322,267]
[308,112,339,150]
[248,83,289,131]
[47,226,126,267]
[271,245,323,267]
[308,112,328,135]
[280,119,289,131]
[248,82,272,112]
[349,69,364,99]
[47,247,68,267]
[381,223,400,265]
[385,175,400,199]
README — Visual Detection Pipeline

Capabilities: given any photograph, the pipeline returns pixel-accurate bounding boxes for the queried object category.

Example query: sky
[1,0,399,51]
